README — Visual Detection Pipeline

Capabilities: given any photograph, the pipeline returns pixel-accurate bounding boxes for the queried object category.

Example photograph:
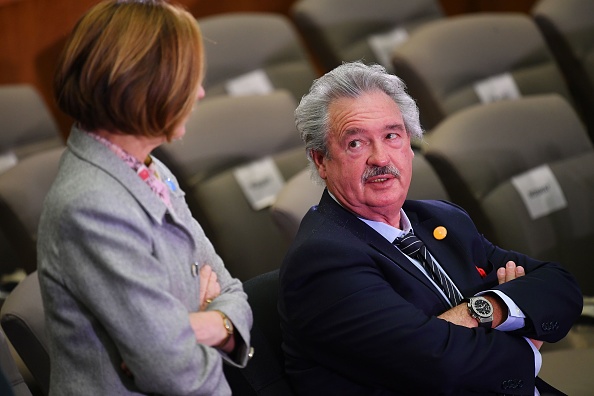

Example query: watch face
[473,299,492,318]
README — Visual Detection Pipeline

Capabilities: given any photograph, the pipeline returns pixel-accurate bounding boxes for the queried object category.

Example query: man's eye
[348,140,361,148]
[386,133,397,139]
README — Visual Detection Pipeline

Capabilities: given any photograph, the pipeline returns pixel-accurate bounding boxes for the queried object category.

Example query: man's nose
[367,143,390,167]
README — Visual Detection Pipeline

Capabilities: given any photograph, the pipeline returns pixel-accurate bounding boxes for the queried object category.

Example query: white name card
[0,151,18,174]
[233,156,285,210]
[474,73,521,104]
[225,69,274,96]
[511,164,567,220]
[368,27,409,71]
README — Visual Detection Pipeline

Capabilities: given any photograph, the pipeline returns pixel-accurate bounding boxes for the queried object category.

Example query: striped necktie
[395,231,462,306]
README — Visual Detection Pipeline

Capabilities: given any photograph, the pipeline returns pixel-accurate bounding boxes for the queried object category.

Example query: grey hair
[295,61,423,182]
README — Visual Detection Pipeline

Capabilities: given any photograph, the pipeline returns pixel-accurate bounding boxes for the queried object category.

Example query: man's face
[312,90,414,225]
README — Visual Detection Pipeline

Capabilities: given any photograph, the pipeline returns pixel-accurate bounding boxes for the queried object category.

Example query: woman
[37,1,252,394]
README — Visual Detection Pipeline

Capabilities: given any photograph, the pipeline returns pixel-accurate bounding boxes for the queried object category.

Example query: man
[278,62,583,395]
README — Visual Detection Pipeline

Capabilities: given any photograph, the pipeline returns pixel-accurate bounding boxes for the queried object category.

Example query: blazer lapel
[317,191,451,306]
[405,202,478,298]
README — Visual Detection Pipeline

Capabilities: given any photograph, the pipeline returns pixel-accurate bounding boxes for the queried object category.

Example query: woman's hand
[199,264,221,311]
[189,311,236,353]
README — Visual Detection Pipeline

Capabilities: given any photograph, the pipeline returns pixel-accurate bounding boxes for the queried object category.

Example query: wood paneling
[0,0,538,137]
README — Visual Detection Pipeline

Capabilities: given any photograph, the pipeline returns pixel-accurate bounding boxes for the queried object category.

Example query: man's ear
[311,150,327,180]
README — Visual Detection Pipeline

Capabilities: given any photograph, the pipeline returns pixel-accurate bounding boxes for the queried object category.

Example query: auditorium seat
[291,0,443,72]
[532,0,594,139]
[391,13,575,131]
[0,147,64,275]
[422,95,594,296]
[198,12,318,101]
[0,85,63,278]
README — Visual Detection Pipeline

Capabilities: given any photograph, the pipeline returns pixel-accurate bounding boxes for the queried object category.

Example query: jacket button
[541,321,560,332]
[191,262,199,277]
[501,379,523,390]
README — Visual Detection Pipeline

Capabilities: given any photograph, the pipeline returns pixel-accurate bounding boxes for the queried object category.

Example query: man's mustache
[362,165,401,183]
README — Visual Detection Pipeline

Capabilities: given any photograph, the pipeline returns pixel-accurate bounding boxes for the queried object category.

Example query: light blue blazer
[38,127,252,395]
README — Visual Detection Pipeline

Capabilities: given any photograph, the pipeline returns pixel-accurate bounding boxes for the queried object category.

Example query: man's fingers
[497,267,506,285]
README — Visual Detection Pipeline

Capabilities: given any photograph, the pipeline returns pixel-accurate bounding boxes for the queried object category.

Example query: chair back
[392,13,573,130]
[224,269,295,395]
[423,94,594,295]
[0,147,64,274]
[291,0,443,71]
[0,329,31,396]
[0,85,62,175]
[193,147,308,281]
[1,271,49,395]
[157,90,301,188]
[198,13,318,101]
[532,0,594,137]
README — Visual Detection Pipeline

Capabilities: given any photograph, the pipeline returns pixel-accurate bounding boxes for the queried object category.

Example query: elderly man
[278,62,582,396]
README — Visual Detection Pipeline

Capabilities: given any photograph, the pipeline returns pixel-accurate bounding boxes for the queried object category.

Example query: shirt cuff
[479,289,525,331]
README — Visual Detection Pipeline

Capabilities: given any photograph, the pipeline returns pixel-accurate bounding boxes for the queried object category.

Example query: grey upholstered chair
[539,347,594,396]
[1,271,48,395]
[422,94,594,296]
[157,90,301,189]
[192,146,308,281]
[0,329,32,396]
[291,0,443,72]
[0,84,63,277]
[0,147,64,275]
[223,269,296,395]
[154,91,306,279]
[270,152,450,243]
[391,13,574,131]
[0,84,62,175]
[532,0,594,138]
[198,12,318,101]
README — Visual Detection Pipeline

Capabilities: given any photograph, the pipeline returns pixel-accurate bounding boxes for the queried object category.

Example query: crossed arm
[189,264,236,353]
[438,260,543,350]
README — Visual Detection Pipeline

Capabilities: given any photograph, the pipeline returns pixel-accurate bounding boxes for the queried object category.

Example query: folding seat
[391,13,575,131]
[0,147,64,275]
[1,271,48,395]
[156,91,307,280]
[155,90,302,225]
[223,269,296,395]
[539,347,594,396]
[197,12,319,101]
[291,0,443,72]
[271,152,450,243]
[0,329,31,396]
[0,85,63,277]
[192,146,308,281]
[532,0,594,138]
[422,94,594,296]
[0,84,62,175]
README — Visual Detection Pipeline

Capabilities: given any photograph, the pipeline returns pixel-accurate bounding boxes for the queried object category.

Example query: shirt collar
[327,190,412,242]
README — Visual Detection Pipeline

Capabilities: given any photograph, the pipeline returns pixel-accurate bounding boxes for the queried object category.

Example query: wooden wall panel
[0,0,538,137]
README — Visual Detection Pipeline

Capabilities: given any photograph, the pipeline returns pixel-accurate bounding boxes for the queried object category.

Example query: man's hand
[199,265,221,311]
[497,261,525,284]
[439,261,525,328]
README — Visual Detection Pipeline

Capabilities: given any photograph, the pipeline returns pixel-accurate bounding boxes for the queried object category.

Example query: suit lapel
[404,201,478,299]
[317,191,451,306]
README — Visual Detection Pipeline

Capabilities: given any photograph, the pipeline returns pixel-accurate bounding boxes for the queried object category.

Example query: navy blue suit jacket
[279,191,582,395]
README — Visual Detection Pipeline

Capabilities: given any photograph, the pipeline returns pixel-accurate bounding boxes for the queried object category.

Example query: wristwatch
[214,310,234,348]
[465,296,494,329]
